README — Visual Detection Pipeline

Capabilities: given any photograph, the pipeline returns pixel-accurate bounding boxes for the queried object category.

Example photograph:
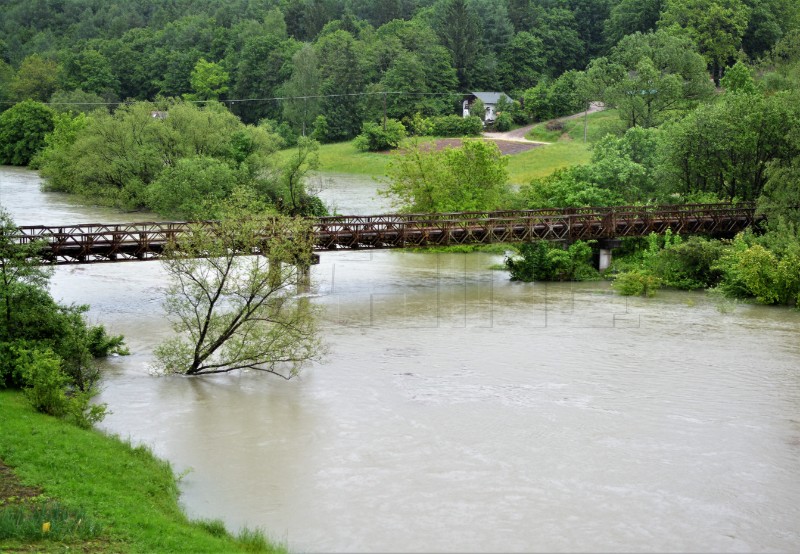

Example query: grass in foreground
[0,391,286,553]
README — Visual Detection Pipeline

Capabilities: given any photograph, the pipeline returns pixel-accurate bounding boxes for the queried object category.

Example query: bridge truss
[8,203,762,265]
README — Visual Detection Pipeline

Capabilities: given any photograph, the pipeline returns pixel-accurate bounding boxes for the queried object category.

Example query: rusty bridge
[9,203,761,265]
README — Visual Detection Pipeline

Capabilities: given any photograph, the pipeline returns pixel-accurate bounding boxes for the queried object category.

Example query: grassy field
[0,391,286,553]
[277,109,622,187]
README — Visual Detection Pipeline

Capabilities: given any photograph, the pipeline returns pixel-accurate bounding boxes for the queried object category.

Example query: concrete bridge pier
[594,239,622,272]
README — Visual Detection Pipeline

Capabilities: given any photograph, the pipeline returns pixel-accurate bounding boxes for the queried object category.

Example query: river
[2,166,799,552]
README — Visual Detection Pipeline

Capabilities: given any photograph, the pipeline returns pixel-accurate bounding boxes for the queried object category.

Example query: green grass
[0,390,287,553]
[524,109,624,143]
[278,110,624,188]
[506,142,592,184]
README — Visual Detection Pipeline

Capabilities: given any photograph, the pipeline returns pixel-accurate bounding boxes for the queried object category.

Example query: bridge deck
[7,203,761,265]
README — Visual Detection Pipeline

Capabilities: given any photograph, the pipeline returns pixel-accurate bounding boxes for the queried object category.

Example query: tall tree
[604,0,665,49]
[316,30,366,141]
[9,55,60,102]
[432,0,482,89]
[281,44,322,136]
[659,0,751,83]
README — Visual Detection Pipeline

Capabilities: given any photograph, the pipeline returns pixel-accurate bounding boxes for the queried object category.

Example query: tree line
[1,0,798,142]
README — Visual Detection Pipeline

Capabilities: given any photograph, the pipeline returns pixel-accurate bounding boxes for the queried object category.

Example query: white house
[462,92,512,122]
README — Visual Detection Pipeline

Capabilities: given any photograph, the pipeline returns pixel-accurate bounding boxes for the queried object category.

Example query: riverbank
[0,391,285,553]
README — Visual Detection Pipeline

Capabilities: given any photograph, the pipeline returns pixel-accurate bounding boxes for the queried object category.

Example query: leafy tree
[48,89,109,115]
[661,90,799,200]
[264,137,327,216]
[497,32,545,92]
[528,7,586,76]
[506,240,598,282]
[384,139,510,212]
[515,167,625,209]
[354,119,407,151]
[153,206,323,376]
[659,0,751,83]
[281,43,322,136]
[60,48,119,97]
[604,0,665,47]
[9,54,60,102]
[758,126,800,230]
[37,101,283,211]
[316,30,366,141]
[233,35,300,124]
[585,30,714,128]
[432,0,482,88]
[0,100,55,165]
[185,58,230,101]
[0,210,125,425]
[146,156,242,219]
[720,60,760,93]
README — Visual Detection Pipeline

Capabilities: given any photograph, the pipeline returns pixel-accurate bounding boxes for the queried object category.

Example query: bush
[0,100,56,165]
[427,115,483,137]
[495,112,513,132]
[613,270,661,297]
[353,119,407,151]
[506,240,598,282]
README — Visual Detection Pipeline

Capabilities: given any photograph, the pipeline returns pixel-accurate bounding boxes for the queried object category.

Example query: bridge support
[594,239,622,272]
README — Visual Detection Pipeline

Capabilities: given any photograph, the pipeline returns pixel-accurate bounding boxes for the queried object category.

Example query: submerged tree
[153,205,323,377]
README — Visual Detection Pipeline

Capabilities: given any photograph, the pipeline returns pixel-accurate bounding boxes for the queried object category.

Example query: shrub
[0,100,56,165]
[613,270,661,297]
[506,240,598,282]
[427,115,482,137]
[495,112,513,132]
[353,119,407,151]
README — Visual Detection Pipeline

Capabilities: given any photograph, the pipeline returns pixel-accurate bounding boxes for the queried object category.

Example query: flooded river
[2,166,799,552]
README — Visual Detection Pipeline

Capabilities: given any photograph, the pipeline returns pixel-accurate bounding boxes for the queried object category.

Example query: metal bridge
[9,203,761,265]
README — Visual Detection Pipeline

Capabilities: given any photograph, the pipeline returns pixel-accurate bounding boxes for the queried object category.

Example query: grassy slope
[278,109,622,186]
[0,391,285,553]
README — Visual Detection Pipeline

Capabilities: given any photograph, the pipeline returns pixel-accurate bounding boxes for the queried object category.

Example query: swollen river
[2,166,800,552]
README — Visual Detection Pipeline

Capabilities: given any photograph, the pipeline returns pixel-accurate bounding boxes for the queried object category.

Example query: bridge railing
[6,203,761,263]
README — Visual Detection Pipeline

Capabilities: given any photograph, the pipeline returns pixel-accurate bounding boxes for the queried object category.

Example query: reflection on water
[3,167,800,552]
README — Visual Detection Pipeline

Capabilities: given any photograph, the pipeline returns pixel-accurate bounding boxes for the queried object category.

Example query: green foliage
[758,126,800,230]
[516,167,625,209]
[613,269,661,297]
[584,30,714,128]
[9,55,60,102]
[154,206,323,376]
[522,72,586,122]
[185,58,229,101]
[0,210,124,426]
[658,0,750,82]
[506,240,599,282]
[714,236,800,305]
[661,90,800,200]
[495,112,513,132]
[0,100,55,165]
[354,119,407,151]
[146,156,242,219]
[427,115,483,137]
[384,139,510,212]
[37,100,289,213]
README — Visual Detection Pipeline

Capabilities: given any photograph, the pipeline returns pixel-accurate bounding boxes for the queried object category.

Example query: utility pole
[383,92,387,130]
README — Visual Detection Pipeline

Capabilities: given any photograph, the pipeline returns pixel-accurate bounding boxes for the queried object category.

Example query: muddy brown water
[2,166,799,552]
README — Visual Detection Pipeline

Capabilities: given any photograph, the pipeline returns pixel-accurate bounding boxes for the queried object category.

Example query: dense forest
[1,0,798,135]
[1,0,800,307]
